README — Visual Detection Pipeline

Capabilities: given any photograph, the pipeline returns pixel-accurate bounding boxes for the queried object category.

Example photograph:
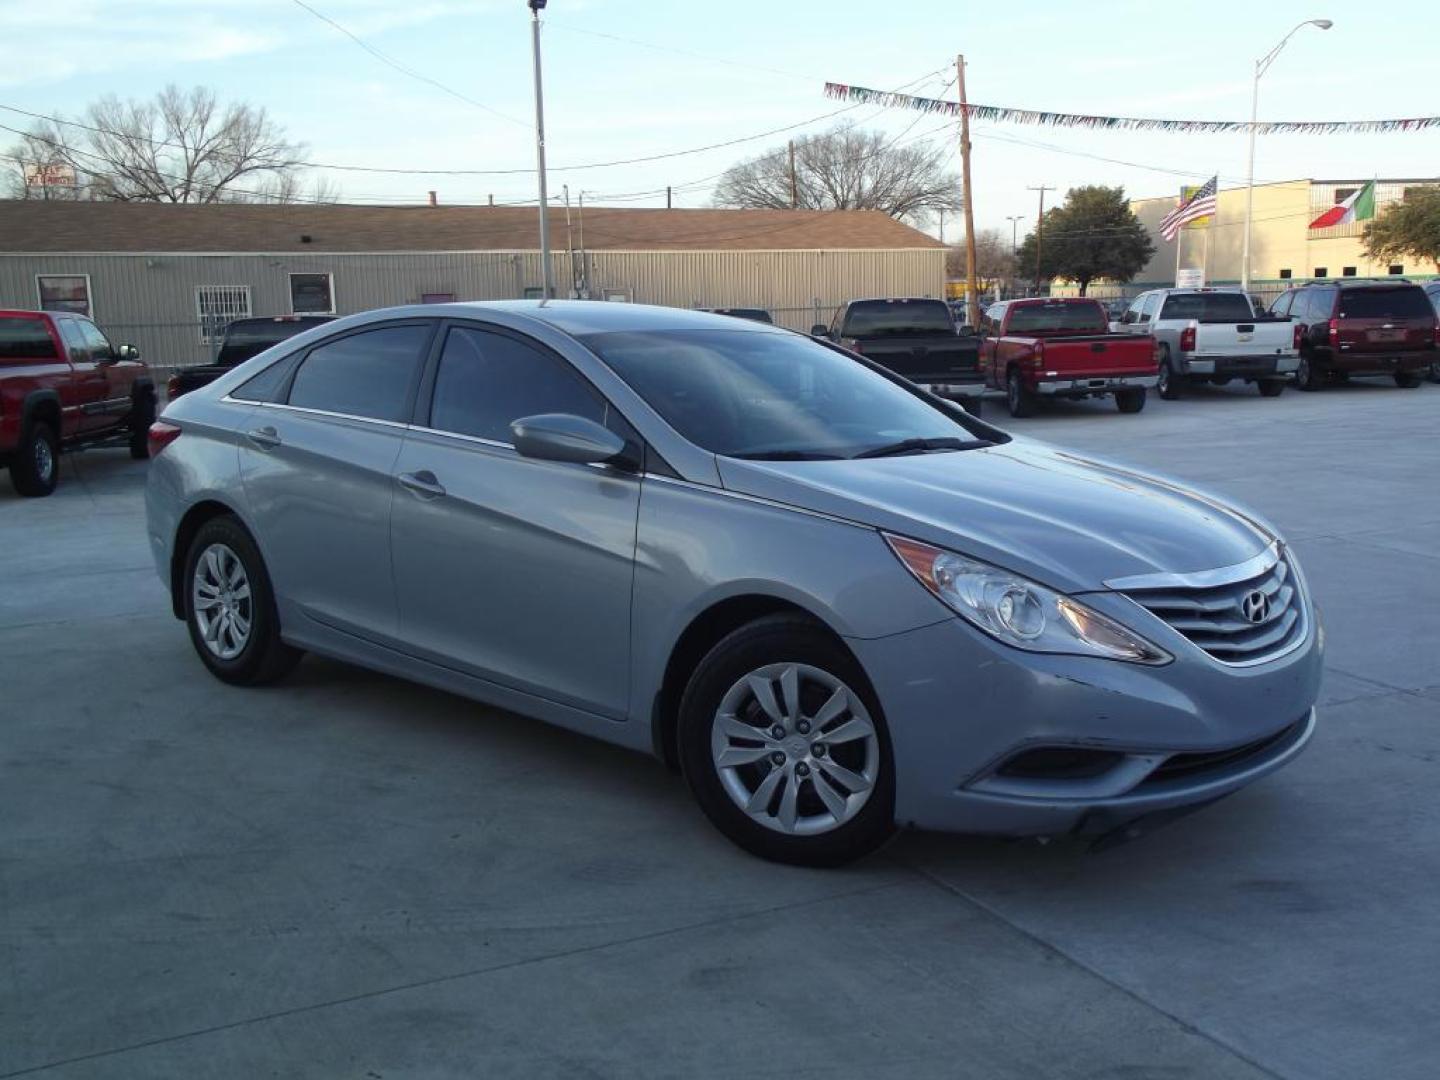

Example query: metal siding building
[0,203,945,373]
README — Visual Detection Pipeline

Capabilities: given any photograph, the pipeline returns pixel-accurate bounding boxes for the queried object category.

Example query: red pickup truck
[1,309,155,496]
[978,298,1158,417]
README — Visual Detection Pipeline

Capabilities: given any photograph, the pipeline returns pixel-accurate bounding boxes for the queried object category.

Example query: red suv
[1269,280,1438,390]
[0,309,155,496]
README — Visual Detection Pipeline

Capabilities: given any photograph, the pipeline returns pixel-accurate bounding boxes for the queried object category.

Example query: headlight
[884,534,1171,664]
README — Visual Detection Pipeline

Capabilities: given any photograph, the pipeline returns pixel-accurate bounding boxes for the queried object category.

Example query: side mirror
[117,343,140,361]
[511,413,633,469]
[810,324,829,338]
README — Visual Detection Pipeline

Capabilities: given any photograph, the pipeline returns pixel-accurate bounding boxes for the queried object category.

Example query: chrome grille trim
[1120,547,1308,666]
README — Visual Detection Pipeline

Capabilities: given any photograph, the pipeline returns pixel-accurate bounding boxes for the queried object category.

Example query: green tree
[1363,186,1440,273]
[1016,186,1155,295]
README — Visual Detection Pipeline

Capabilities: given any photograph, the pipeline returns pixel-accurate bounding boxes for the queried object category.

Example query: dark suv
[1269,280,1438,390]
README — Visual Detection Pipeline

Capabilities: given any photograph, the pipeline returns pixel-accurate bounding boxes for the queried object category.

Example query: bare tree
[3,85,312,203]
[946,229,1015,281]
[713,124,962,224]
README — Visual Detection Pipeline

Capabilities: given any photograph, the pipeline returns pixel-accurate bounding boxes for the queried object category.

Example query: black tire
[129,390,155,459]
[1395,371,1421,389]
[1115,388,1146,413]
[1157,348,1183,400]
[677,615,896,867]
[1295,355,1322,391]
[1429,360,1440,384]
[183,515,302,686]
[1258,379,1285,397]
[1006,367,1037,418]
[8,419,59,497]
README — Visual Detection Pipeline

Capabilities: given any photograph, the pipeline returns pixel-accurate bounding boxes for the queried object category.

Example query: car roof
[409,300,789,336]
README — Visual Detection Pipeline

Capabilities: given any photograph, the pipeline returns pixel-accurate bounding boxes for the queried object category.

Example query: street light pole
[1241,18,1332,292]
[1005,215,1024,255]
[528,0,554,299]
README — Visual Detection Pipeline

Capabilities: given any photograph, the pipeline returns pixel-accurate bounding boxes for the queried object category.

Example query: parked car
[702,308,773,324]
[1104,298,1132,327]
[977,298,1158,417]
[1268,280,1438,390]
[147,302,1321,866]
[168,315,335,401]
[1,308,155,496]
[814,298,982,406]
[1118,288,1296,399]
[1424,281,1440,383]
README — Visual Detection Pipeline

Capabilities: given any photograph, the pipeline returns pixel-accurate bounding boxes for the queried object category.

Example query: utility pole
[577,190,588,297]
[528,0,554,298]
[666,185,672,209]
[788,140,798,209]
[938,208,945,245]
[563,183,575,298]
[956,54,980,328]
[1026,185,1054,295]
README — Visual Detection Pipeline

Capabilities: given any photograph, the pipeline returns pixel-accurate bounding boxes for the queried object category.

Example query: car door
[238,319,436,643]
[74,320,134,429]
[390,321,641,719]
[53,317,109,434]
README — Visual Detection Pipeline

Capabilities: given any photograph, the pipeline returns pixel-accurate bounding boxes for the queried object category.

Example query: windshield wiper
[852,436,989,459]
[729,449,847,461]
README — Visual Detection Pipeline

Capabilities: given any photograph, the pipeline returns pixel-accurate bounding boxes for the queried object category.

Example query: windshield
[581,329,988,459]
[217,319,329,365]
[841,299,953,337]
[1006,301,1107,334]
[1159,293,1256,321]
[1338,287,1433,319]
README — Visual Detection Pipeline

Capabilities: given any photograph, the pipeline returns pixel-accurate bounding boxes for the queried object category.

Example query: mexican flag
[1309,181,1376,228]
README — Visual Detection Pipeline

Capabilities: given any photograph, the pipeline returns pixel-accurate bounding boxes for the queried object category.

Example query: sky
[1,0,1436,243]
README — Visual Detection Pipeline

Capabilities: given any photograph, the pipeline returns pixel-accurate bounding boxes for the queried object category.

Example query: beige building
[1128,178,1439,293]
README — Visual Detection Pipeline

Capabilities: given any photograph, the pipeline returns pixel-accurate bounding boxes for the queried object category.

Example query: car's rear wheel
[184,516,301,686]
[677,615,895,867]
[1157,348,1182,400]
[1006,367,1037,418]
[1394,371,1421,389]
[9,420,59,497]
[1258,379,1285,397]
[1115,388,1146,413]
[1295,355,1322,391]
[1429,359,1440,384]
[129,391,155,459]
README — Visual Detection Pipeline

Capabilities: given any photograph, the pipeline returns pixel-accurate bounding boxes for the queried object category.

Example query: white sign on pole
[1176,267,1205,288]
[23,163,77,188]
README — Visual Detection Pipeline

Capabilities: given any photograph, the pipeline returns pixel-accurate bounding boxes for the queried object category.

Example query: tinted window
[76,320,114,361]
[582,329,981,459]
[841,299,953,336]
[218,318,333,367]
[0,317,57,359]
[1337,287,1433,319]
[1309,288,1338,320]
[1005,301,1107,334]
[1159,293,1255,321]
[428,326,605,442]
[1139,294,1160,319]
[54,319,89,363]
[287,324,430,421]
[232,354,303,403]
[1269,293,1293,317]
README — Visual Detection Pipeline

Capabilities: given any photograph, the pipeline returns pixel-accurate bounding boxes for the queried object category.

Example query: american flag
[1159,175,1218,240]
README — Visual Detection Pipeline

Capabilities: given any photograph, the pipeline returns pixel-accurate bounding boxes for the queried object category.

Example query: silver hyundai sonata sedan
[146,302,1322,865]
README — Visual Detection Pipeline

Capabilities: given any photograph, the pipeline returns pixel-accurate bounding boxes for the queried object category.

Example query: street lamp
[1005,215,1024,255]
[1241,18,1332,291]
[528,0,554,299]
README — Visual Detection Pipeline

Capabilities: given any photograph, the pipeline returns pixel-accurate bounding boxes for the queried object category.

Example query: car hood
[715,438,1273,593]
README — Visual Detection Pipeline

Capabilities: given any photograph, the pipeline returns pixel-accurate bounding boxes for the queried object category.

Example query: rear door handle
[397,470,446,499]
[246,426,281,450]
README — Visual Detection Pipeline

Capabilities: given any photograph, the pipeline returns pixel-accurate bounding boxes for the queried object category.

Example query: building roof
[0,202,945,254]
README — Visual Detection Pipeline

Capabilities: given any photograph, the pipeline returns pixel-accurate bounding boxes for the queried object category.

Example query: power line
[287,0,527,127]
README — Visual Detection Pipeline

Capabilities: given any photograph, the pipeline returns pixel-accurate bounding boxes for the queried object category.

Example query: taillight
[1328,318,1339,346]
[1179,324,1196,352]
[1033,341,1045,362]
[166,374,183,400]
[1293,323,1303,349]
[148,421,181,458]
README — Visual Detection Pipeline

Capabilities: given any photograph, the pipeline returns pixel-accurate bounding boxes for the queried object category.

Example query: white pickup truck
[1116,288,1297,399]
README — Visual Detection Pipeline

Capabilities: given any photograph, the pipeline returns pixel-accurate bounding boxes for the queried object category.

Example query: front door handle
[246,426,281,450]
[397,470,446,499]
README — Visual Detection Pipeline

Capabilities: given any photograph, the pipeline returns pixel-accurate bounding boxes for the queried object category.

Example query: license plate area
[1368,329,1405,343]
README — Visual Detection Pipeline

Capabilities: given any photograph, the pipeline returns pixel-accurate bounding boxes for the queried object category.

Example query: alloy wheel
[34,437,54,484]
[192,543,253,660]
[710,662,880,836]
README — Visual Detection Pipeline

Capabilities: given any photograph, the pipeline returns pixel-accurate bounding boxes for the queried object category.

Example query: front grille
[1142,716,1309,786]
[1123,550,1305,664]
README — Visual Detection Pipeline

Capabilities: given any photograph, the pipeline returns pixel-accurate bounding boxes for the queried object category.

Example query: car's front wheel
[677,616,896,867]
[1429,359,1440,384]
[9,420,59,497]
[1394,371,1421,389]
[1157,348,1183,400]
[1258,379,1286,397]
[1295,355,1322,391]
[129,390,155,460]
[184,516,302,686]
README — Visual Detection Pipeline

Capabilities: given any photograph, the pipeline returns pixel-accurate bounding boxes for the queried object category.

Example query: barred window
[196,286,253,345]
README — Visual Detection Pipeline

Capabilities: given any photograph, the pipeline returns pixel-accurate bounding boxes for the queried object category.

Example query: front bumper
[1034,374,1158,395]
[847,607,1322,837]
[1183,354,1299,377]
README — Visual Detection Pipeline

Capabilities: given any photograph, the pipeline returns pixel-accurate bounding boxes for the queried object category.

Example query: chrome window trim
[406,424,515,452]
[239,399,412,431]
[1104,542,1280,592]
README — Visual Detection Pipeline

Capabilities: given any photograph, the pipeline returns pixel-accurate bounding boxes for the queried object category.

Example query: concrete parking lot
[3,380,1437,1079]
